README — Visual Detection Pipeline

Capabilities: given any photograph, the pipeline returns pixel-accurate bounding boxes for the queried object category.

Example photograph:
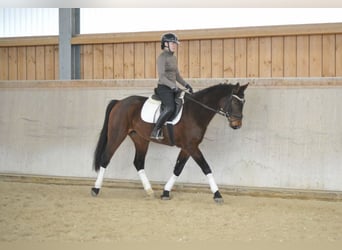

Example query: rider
[150,32,193,140]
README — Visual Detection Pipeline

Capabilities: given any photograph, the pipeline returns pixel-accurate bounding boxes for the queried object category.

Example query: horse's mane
[192,83,234,97]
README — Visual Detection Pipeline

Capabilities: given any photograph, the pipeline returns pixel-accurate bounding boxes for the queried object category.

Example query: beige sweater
[157,50,187,89]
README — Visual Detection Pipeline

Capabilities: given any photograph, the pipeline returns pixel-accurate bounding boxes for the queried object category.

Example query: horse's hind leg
[161,150,190,200]
[91,128,128,197]
[129,132,153,197]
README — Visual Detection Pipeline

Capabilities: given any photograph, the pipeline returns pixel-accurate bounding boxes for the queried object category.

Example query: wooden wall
[0,37,59,80]
[1,23,342,80]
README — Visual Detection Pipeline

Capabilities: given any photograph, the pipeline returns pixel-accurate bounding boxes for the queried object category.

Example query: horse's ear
[239,82,249,93]
[233,82,240,93]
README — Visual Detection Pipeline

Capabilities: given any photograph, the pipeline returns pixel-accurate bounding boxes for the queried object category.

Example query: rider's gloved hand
[172,87,179,94]
[185,84,193,94]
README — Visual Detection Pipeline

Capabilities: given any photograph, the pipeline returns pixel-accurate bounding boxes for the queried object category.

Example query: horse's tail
[93,99,118,172]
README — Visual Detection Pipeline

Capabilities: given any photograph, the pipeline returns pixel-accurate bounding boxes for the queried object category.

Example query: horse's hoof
[91,187,100,197]
[214,197,224,204]
[161,190,171,200]
[213,191,224,204]
[145,188,154,197]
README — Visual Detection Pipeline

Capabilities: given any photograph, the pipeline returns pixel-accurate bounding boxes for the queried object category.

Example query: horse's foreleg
[161,150,190,200]
[189,147,224,204]
[138,169,153,196]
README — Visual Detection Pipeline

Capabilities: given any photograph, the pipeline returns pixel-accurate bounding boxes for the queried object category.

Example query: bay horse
[92,82,248,203]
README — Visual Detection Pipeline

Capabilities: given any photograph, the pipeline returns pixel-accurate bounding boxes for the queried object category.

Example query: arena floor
[0,179,342,244]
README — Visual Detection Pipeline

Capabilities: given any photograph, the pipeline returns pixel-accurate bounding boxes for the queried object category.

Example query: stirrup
[150,129,164,140]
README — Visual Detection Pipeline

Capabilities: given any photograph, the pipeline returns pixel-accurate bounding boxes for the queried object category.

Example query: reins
[182,90,244,119]
[184,93,227,117]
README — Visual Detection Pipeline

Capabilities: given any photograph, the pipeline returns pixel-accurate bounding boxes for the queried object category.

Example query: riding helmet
[161,33,180,49]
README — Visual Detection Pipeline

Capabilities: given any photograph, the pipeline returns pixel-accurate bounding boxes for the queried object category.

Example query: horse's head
[223,83,249,129]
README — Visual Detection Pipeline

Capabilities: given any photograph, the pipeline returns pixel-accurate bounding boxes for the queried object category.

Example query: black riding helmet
[161,33,180,49]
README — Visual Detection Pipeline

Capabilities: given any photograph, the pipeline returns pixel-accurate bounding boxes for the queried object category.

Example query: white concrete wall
[1,79,342,191]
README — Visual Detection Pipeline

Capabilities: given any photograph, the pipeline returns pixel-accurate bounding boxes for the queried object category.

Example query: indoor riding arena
[1,11,342,247]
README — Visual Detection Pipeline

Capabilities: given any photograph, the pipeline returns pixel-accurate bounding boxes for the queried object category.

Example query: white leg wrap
[95,167,106,189]
[207,173,219,193]
[164,174,178,191]
[138,169,152,191]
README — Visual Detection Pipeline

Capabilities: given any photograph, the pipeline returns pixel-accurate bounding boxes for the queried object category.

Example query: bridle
[185,92,245,120]
[220,94,245,120]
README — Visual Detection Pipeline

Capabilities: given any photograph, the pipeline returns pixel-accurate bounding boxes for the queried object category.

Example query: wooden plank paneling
[200,40,212,78]
[259,37,271,77]
[297,35,309,77]
[69,23,342,45]
[83,45,94,79]
[54,45,59,80]
[93,44,104,79]
[223,39,235,77]
[155,42,160,78]
[134,43,145,79]
[8,47,18,80]
[0,36,58,47]
[0,47,8,80]
[336,34,342,77]
[322,35,335,77]
[284,36,297,77]
[124,43,134,79]
[309,35,322,77]
[247,37,259,77]
[1,23,341,81]
[113,44,124,79]
[235,38,247,77]
[178,40,189,78]
[26,46,36,80]
[36,46,45,80]
[80,46,84,79]
[271,37,284,77]
[103,44,114,79]
[45,46,55,80]
[189,40,200,78]
[17,47,27,80]
[144,42,156,78]
[212,39,223,78]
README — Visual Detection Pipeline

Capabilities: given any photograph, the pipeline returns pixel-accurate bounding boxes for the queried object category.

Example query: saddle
[141,91,185,125]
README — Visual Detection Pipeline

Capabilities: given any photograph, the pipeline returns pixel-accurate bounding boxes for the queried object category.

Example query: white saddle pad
[141,96,183,125]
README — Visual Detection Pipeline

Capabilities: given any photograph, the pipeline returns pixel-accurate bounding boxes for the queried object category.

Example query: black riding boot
[150,107,173,140]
